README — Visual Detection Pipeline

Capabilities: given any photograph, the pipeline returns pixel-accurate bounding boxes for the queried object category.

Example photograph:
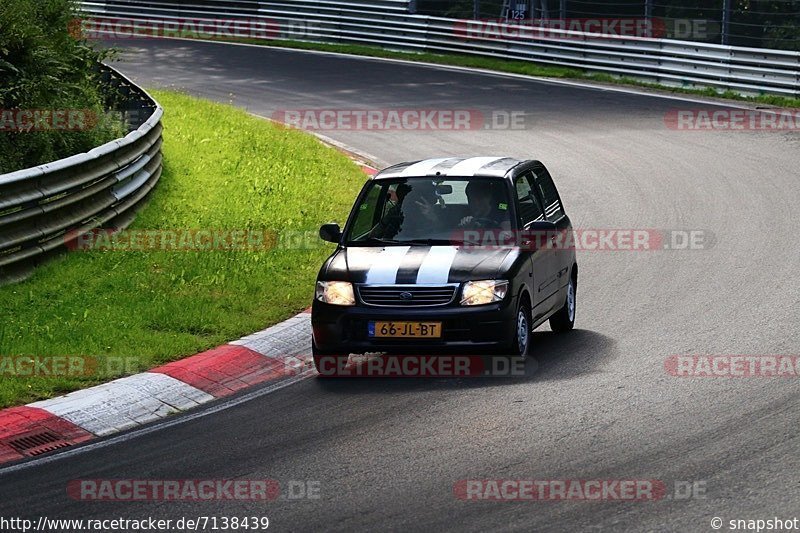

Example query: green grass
[211,38,800,109]
[0,90,367,408]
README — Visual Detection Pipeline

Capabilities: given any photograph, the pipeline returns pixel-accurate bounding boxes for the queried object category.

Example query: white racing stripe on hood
[399,158,451,176]
[445,156,504,176]
[365,246,411,284]
[415,246,459,284]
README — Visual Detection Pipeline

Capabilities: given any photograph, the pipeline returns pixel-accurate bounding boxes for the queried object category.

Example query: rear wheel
[312,343,348,376]
[549,273,576,333]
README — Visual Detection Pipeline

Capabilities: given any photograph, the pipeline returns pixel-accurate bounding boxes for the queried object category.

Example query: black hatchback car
[311,157,577,372]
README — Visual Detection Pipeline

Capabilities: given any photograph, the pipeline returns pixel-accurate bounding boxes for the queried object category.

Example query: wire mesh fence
[412,0,800,49]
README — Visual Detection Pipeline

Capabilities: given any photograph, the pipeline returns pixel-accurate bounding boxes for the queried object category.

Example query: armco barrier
[0,66,163,283]
[78,0,799,96]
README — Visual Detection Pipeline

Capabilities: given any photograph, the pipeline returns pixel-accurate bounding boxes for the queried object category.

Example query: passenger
[397,182,441,237]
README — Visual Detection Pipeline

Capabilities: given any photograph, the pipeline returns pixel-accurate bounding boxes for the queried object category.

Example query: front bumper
[311,297,517,354]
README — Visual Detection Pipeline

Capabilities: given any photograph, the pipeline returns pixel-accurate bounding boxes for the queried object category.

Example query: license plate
[368,321,442,338]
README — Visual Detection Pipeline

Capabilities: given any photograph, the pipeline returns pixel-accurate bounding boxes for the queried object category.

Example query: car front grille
[358,285,457,307]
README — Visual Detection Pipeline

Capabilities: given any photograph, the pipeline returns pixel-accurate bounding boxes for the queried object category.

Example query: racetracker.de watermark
[64,228,715,253]
[453,479,668,501]
[272,109,526,131]
[69,16,319,41]
[665,355,800,377]
[0,109,101,132]
[67,479,321,501]
[314,355,528,377]
[664,108,800,131]
[455,228,714,251]
[453,18,717,41]
[0,356,140,377]
[65,228,279,252]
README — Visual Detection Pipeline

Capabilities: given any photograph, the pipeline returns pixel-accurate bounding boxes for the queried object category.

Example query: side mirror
[319,223,342,243]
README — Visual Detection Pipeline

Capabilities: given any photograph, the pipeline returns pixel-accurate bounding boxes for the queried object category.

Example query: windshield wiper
[401,238,455,246]
[351,237,405,246]
[350,237,457,246]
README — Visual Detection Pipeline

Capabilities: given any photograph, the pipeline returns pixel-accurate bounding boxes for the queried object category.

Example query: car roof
[372,157,531,180]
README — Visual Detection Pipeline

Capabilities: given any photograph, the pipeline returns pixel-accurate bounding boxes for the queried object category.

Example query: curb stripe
[0,150,373,466]
[0,407,93,463]
[31,373,215,437]
[152,344,289,398]
[231,311,312,357]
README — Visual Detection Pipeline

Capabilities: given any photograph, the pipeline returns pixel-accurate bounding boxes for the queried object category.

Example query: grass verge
[0,89,367,408]
[199,37,800,109]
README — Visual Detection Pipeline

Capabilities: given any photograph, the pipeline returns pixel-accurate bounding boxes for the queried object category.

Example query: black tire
[509,297,532,358]
[549,273,576,333]
[312,343,348,376]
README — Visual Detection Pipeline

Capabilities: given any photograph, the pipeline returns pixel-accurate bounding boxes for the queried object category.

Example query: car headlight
[315,281,356,306]
[460,280,509,306]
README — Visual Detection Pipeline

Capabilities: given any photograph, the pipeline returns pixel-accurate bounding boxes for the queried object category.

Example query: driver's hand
[415,197,436,220]
[459,216,474,227]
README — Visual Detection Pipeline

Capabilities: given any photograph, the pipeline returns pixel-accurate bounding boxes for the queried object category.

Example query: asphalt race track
[2,39,799,532]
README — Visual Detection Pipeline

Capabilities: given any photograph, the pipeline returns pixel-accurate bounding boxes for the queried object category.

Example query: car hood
[322,245,516,285]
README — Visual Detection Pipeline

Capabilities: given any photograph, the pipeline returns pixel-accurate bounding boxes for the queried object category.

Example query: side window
[533,167,565,222]
[514,173,545,227]
[349,184,383,238]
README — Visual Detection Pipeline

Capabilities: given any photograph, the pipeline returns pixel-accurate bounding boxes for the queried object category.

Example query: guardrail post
[473,0,480,20]
[408,0,416,14]
[644,0,652,22]
[721,0,731,45]
[559,0,566,20]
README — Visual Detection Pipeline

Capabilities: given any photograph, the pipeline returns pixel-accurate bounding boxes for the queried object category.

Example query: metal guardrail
[0,66,163,283]
[79,0,799,96]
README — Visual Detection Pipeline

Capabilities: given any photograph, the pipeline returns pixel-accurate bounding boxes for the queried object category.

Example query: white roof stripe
[444,157,505,177]
[399,158,451,176]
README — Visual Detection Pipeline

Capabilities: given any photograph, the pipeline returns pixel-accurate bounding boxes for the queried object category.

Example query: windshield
[345,177,512,245]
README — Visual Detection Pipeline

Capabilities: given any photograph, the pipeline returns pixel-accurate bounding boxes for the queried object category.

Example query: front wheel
[549,274,576,333]
[509,298,532,358]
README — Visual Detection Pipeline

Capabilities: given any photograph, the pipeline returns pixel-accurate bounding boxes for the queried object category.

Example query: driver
[369,181,441,239]
[398,182,441,236]
[459,180,510,230]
